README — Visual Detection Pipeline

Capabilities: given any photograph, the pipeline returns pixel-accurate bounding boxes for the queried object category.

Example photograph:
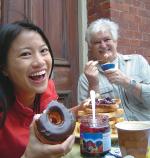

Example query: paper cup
[116,121,150,158]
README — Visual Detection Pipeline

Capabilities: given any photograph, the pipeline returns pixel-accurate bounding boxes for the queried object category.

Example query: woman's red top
[0,80,58,158]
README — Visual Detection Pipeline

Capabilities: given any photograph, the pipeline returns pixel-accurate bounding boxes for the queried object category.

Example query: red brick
[118,38,130,46]
[141,40,150,48]
[111,2,129,12]
[120,30,142,40]
[100,1,110,10]
[129,6,138,14]
[142,33,150,41]
[144,2,150,10]
[132,0,145,8]
[87,0,150,63]
[130,39,140,47]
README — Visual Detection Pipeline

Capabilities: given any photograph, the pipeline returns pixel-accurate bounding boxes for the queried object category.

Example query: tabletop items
[80,114,111,157]
[104,147,122,158]
[76,97,124,138]
[34,101,76,144]
[101,63,116,71]
[73,96,125,157]
[74,96,150,157]
[116,121,150,158]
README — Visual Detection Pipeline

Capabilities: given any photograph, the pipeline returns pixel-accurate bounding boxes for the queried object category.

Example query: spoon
[90,90,96,126]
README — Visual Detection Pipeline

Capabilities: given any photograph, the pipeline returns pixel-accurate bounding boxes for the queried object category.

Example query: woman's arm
[70,99,91,116]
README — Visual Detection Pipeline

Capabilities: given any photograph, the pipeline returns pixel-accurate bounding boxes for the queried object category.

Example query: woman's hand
[21,115,75,158]
[70,99,91,116]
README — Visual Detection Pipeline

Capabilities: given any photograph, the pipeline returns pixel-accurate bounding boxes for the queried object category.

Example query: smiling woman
[6,29,52,99]
[0,20,75,158]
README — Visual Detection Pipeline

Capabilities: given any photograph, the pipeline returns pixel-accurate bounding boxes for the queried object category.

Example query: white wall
[78,0,88,74]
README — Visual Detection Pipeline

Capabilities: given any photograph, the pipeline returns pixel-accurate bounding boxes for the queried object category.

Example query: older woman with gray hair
[78,18,150,121]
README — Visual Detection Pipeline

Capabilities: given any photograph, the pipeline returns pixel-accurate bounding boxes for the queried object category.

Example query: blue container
[101,63,115,71]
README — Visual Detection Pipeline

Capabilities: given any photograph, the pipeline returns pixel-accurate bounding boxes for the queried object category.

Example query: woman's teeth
[30,70,46,77]
[29,70,46,82]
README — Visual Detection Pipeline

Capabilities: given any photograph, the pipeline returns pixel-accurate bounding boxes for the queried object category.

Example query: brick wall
[87,0,150,63]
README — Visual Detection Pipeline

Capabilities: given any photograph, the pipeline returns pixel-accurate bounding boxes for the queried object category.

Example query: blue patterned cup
[101,63,115,71]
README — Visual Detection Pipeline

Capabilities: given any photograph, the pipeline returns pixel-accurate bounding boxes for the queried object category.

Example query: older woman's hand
[104,68,130,88]
[21,115,75,158]
[84,60,99,84]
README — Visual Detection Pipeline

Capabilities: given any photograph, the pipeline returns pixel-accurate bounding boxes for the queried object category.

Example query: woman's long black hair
[0,20,54,127]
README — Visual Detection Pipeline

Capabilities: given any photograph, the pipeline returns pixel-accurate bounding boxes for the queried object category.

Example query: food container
[80,114,111,157]
[101,63,115,71]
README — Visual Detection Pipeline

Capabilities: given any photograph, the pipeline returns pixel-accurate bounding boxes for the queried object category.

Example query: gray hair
[85,18,119,45]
